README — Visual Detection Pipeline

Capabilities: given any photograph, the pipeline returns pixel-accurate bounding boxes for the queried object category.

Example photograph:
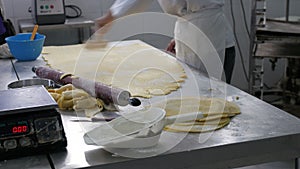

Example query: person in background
[0,3,14,58]
[95,0,235,84]
[0,15,6,37]
[0,2,6,37]
[0,5,7,45]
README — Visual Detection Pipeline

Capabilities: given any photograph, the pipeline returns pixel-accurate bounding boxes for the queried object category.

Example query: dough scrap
[42,41,186,98]
[47,84,105,117]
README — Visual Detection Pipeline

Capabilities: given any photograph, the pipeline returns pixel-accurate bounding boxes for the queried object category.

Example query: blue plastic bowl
[5,33,46,61]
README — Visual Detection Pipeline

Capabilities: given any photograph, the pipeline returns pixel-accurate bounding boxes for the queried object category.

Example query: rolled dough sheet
[164,118,230,133]
[151,97,241,116]
[150,97,240,133]
[42,41,186,98]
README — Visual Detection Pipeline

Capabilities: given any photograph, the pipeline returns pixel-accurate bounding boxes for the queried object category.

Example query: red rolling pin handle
[32,66,139,106]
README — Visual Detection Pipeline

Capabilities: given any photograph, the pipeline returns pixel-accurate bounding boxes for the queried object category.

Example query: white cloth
[0,43,13,59]
[110,0,234,70]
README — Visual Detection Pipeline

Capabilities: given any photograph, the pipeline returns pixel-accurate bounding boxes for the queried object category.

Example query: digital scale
[0,86,67,160]
[32,0,66,25]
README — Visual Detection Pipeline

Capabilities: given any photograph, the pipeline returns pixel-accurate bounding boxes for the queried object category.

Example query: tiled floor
[235,160,296,169]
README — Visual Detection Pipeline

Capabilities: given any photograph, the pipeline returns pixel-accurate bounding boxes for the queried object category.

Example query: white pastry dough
[151,97,240,117]
[43,41,186,98]
[151,97,240,133]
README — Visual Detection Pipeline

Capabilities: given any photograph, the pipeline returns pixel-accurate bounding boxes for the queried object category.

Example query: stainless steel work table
[1,50,300,169]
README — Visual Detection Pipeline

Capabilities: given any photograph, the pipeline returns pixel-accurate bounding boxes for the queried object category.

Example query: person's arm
[110,0,153,18]
[95,0,153,30]
[94,10,114,30]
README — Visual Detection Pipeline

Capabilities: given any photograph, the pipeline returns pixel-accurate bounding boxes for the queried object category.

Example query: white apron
[174,8,226,73]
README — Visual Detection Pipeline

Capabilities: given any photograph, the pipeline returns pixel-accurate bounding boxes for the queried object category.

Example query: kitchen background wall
[1,0,299,92]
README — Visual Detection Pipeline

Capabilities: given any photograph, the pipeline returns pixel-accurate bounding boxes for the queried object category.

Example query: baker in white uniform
[95,0,235,83]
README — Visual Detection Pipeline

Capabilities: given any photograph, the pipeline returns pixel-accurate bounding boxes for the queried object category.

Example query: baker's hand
[88,11,114,48]
[94,10,114,31]
[166,39,176,54]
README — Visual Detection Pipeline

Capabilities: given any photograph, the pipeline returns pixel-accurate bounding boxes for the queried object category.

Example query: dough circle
[151,97,240,133]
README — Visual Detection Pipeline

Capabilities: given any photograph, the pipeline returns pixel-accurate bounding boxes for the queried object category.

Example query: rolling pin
[32,66,141,107]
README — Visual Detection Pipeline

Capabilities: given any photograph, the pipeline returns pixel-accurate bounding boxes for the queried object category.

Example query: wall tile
[1,0,14,18]
[65,0,101,18]
[12,0,31,18]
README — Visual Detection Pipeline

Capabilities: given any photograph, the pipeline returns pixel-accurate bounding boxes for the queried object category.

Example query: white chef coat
[110,0,234,71]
